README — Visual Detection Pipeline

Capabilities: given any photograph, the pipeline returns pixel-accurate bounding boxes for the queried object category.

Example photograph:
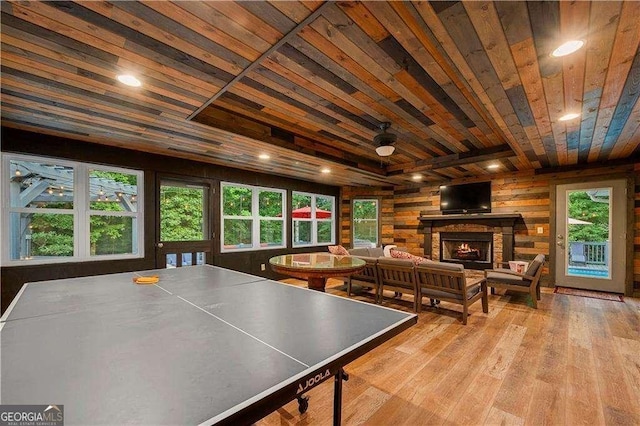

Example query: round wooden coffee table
[269,253,366,292]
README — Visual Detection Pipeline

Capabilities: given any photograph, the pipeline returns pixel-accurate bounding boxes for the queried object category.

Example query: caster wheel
[297,395,309,414]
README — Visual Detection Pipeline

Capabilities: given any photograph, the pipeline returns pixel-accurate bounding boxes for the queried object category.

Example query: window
[221,183,285,252]
[160,180,209,242]
[353,199,379,247]
[2,154,144,265]
[292,192,335,247]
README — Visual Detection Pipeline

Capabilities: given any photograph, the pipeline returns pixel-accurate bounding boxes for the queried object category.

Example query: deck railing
[570,241,608,265]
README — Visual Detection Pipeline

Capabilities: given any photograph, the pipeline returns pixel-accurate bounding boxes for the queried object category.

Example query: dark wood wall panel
[0,128,340,313]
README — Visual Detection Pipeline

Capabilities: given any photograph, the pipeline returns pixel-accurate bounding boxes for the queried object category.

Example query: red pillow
[390,249,429,266]
[328,245,349,256]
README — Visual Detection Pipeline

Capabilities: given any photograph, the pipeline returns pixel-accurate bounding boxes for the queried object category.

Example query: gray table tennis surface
[1,265,416,425]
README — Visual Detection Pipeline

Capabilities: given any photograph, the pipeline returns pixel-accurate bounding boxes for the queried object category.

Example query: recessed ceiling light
[116,74,142,87]
[258,153,270,160]
[321,168,331,174]
[487,164,500,170]
[559,112,581,121]
[551,40,584,57]
[412,174,422,181]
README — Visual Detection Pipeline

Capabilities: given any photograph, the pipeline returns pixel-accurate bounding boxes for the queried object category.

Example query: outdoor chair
[484,254,545,308]
[347,256,381,303]
[376,258,420,312]
[415,261,488,325]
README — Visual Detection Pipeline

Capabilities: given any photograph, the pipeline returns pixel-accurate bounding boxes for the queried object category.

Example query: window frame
[1,153,144,265]
[291,191,336,248]
[352,198,380,248]
[220,182,287,253]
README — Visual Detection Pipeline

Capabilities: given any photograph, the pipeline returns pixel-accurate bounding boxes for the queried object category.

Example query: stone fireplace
[440,232,493,270]
[419,213,521,270]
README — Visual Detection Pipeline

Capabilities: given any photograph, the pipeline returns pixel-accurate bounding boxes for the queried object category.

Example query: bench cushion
[348,247,384,257]
[486,271,528,286]
[422,282,482,301]
[525,254,545,277]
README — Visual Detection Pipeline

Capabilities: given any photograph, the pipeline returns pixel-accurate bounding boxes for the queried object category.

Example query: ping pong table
[1,265,416,425]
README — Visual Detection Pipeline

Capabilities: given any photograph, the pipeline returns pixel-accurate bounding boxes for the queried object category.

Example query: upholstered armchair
[415,261,488,325]
[484,254,545,308]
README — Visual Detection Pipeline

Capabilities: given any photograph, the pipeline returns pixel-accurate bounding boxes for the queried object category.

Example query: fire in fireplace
[454,243,482,260]
[440,232,493,269]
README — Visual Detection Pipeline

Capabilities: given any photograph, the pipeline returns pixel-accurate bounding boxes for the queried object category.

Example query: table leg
[307,276,327,292]
[333,368,349,426]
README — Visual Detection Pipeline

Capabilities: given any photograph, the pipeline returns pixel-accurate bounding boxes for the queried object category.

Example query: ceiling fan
[374,122,397,157]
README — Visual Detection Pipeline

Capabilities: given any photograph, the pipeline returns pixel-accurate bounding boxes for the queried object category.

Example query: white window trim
[1,153,144,266]
[220,182,287,253]
[292,191,336,247]
[352,198,380,248]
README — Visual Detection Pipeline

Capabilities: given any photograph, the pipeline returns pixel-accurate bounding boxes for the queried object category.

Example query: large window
[353,199,379,248]
[221,183,285,252]
[2,154,144,265]
[292,192,335,247]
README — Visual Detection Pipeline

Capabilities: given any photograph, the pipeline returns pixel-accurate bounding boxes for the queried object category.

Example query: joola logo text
[297,369,331,394]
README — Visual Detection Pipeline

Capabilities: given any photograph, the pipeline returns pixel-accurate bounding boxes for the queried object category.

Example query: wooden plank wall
[635,163,640,294]
[365,164,640,292]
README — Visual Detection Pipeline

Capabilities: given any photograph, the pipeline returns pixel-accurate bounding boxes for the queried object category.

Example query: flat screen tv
[440,182,492,214]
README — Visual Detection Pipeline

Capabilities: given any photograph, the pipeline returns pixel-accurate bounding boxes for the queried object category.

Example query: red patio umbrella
[291,206,332,218]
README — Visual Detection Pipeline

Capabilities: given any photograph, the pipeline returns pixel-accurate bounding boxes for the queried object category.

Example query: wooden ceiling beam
[387,144,514,176]
[194,105,386,176]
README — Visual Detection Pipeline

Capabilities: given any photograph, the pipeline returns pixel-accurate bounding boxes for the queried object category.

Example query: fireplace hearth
[440,232,493,270]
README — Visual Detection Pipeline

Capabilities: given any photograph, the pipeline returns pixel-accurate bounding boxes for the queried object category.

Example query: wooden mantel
[418,213,522,265]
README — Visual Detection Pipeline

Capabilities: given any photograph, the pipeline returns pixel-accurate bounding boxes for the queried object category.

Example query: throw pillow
[328,245,349,256]
[390,249,430,266]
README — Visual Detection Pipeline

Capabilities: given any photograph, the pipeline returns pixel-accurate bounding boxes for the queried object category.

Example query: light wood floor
[257,279,640,425]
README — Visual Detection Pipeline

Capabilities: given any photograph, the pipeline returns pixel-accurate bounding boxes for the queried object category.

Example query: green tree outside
[353,200,378,245]
[567,190,609,242]
[160,185,205,241]
[90,200,132,255]
[30,211,74,256]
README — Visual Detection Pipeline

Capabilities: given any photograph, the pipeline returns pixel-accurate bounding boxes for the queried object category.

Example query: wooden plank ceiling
[1,1,639,186]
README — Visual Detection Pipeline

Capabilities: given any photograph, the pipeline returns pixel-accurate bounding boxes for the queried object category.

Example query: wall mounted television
[440,181,492,214]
